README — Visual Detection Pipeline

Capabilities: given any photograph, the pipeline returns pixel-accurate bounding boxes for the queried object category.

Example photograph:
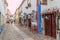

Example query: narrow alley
[0,23,56,40]
[0,0,60,40]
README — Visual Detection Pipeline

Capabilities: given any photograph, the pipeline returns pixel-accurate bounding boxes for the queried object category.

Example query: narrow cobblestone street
[2,24,32,40]
[0,23,56,40]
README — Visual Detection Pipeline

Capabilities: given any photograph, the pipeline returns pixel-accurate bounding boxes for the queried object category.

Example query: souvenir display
[28,3,31,7]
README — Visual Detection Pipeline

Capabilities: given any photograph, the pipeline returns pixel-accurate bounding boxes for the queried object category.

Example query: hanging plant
[28,3,31,7]
[25,0,31,9]
[26,6,28,9]
[25,0,28,9]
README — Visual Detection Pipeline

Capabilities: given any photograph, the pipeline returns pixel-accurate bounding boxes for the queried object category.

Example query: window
[40,0,47,5]
[58,14,60,30]
[57,16,60,30]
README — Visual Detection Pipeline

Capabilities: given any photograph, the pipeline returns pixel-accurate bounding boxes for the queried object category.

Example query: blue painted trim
[38,0,43,34]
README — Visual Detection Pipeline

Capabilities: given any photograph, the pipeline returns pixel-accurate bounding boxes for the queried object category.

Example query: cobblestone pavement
[0,24,56,40]
[16,24,56,40]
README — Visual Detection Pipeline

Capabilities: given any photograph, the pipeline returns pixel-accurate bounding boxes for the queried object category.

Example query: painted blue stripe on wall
[38,0,43,34]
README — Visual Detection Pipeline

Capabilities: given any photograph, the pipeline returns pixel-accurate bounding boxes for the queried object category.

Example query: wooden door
[44,14,56,38]
[44,14,52,36]
[51,14,56,38]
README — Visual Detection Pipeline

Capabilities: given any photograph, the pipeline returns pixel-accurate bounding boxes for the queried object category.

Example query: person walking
[28,14,31,31]
[23,13,27,27]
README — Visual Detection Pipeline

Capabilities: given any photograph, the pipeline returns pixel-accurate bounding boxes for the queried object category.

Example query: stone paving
[0,24,56,40]
[16,24,56,40]
[2,24,34,40]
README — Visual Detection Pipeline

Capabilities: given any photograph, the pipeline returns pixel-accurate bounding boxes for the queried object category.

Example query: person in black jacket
[28,14,31,31]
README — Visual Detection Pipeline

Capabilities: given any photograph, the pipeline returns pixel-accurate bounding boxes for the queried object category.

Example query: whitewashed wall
[41,0,60,12]
[0,0,5,16]
[21,0,36,14]
[0,0,5,24]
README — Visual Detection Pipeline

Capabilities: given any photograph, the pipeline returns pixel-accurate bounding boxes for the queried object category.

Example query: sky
[6,0,23,14]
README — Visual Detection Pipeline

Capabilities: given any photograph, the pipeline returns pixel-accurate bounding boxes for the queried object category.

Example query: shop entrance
[43,13,56,38]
